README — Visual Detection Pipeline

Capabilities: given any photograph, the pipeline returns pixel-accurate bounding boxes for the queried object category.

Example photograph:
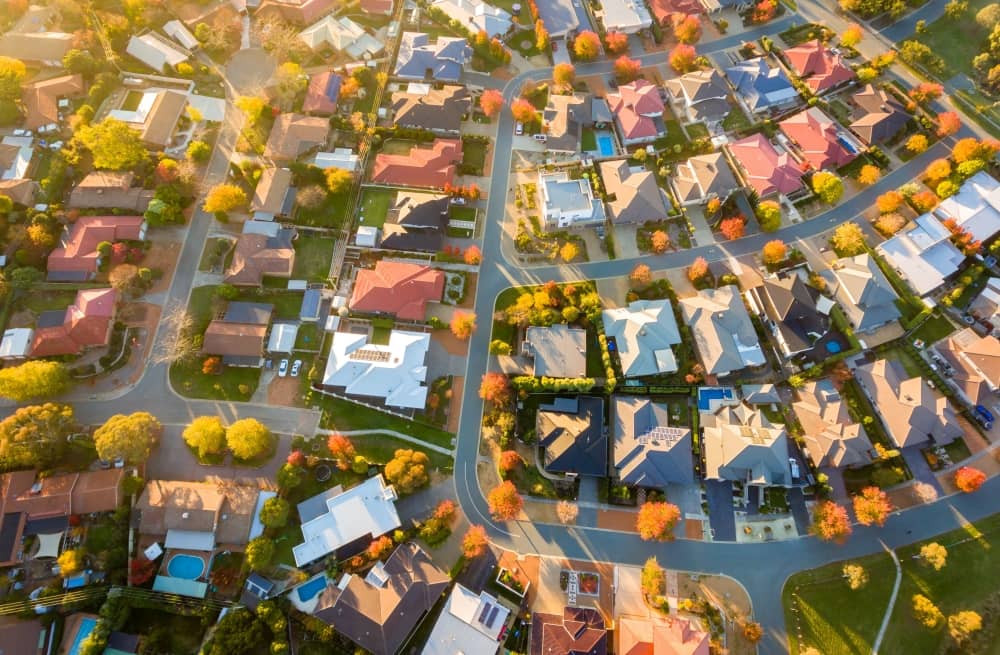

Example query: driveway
[225,48,277,94]
[146,425,289,486]
[902,445,944,494]
[705,480,736,542]
[614,224,640,259]
[787,488,811,535]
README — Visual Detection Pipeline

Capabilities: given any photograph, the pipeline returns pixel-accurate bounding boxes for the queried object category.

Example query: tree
[552,64,576,90]
[906,134,929,154]
[840,23,863,47]
[674,14,702,43]
[324,168,354,196]
[510,98,538,124]
[156,158,180,184]
[953,138,1000,163]
[450,312,477,339]
[461,525,489,558]
[874,212,907,236]
[910,190,939,212]
[947,611,982,643]
[920,542,948,570]
[913,481,939,503]
[183,416,227,459]
[812,171,844,204]
[909,82,944,104]
[327,433,356,470]
[0,57,26,100]
[0,403,73,470]
[559,241,579,262]
[853,486,892,526]
[489,339,512,355]
[757,200,781,231]
[954,466,986,492]
[385,449,430,493]
[877,190,905,213]
[630,263,652,286]
[669,44,698,73]
[556,500,579,524]
[0,360,70,401]
[913,594,944,628]
[276,463,304,491]
[479,89,503,119]
[75,119,148,170]
[925,158,952,181]
[296,185,327,210]
[651,230,669,253]
[273,61,306,109]
[203,607,268,655]
[858,164,882,186]
[636,501,681,541]
[977,2,1000,29]
[463,245,482,265]
[57,548,86,577]
[257,496,290,529]
[487,481,523,519]
[688,256,709,282]
[843,563,868,590]
[573,31,601,60]
[226,418,274,462]
[535,19,549,50]
[762,239,788,265]
[937,180,959,199]
[641,557,665,598]
[94,412,162,464]
[945,0,968,18]
[498,450,522,472]
[719,216,746,240]
[811,501,852,543]
[743,622,764,643]
[832,222,866,255]
[613,55,642,83]
[604,31,629,54]
[480,372,512,405]
[109,264,143,297]
[245,536,274,571]
[187,140,211,162]
[203,184,247,215]
[937,111,961,137]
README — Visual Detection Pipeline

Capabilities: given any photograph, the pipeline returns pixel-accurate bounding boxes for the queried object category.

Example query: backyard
[359,187,395,230]
[291,235,336,282]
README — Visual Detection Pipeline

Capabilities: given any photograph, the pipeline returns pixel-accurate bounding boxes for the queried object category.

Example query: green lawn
[581,128,598,151]
[909,0,994,79]
[722,107,752,133]
[381,138,419,155]
[449,205,477,222]
[292,235,335,282]
[294,191,351,229]
[910,312,956,345]
[351,434,454,472]
[16,289,78,314]
[199,238,232,272]
[461,138,489,174]
[295,322,321,351]
[371,324,391,344]
[505,460,559,498]
[686,123,710,140]
[170,360,260,401]
[315,393,455,450]
[360,187,395,230]
[509,27,542,58]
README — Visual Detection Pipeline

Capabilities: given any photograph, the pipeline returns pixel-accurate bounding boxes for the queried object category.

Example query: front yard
[460,138,489,175]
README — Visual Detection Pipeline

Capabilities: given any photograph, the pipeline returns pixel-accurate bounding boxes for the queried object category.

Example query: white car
[515,121,524,136]
[290,360,302,377]
[278,359,289,377]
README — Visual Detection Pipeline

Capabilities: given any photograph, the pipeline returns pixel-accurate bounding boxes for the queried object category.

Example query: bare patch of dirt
[143,241,182,295]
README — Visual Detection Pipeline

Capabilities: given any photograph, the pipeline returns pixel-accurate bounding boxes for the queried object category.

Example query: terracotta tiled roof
[607,80,665,141]
[303,72,341,115]
[530,606,607,655]
[727,133,804,196]
[617,615,710,655]
[349,261,445,320]
[224,229,296,286]
[31,288,117,357]
[648,0,703,22]
[371,138,462,189]
[783,40,854,93]
[47,216,146,276]
[779,107,856,171]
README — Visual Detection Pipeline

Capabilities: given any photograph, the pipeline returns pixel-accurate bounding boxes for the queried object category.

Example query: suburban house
[793,379,874,469]
[394,33,472,82]
[31,288,117,357]
[671,151,738,206]
[724,57,799,115]
[680,286,767,376]
[379,192,450,252]
[849,84,911,145]
[648,0,704,23]
[313,542,449,655]
[256,0,336,23]
[664,68,731,126]
[69,171,154,212]
[531,607,608,655]
[612,396,694,487]
[349,260,445,320]
[292,475,401,566]
[0,468,124,567]
[537,396,607,477]
[854,358,963,448]
[312,148,360,171]
[303,71,341,115]
[225,223,297,286]
[535,0,582,39]
[201,301,274,367]
[598,0,652,33]
[702,402,793,487]
[371,138,462,189]
[136,479,262,551]
[0,32,72,67]
[782,40,855,94]
[47,215,147,282]
[607,79,666,146]
[264,113,330,161]
[971,277,1000,328]
[320,330,431,409]
[251,168,296,221]
[0,179,39,206]
[751,273,828,359]
[878,172,1000,296]
[779,107,860,172]
[422,584,509,655]
[539,170,604,228]
[726,133,805,198]
[107,89,188,148]
[936,328,1000,408]
[543,94,611,153]
[126,32,191,72]
[600,160,668,224]
[162,20,199,51]
[431,0,513,37]
[602,298,682,377]
[523,324,587,377]
[391,84,471,135]
[21,74,84,130]
[820,254,901,334]
[0,136,32,180]
[299,15,383,57]
[616,616,710,655]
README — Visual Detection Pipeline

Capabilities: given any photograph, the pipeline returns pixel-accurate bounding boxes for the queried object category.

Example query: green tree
[757,200,781,231]
[8,266,41,289]
[186,140,211,162]
[203,607,267,655]
[384,448,430,493]
[489,339,512,355]
[0,194,12,214]
[182,416,227,459]
[259,497,290,528]
[203,184,248,215]
[244,537,274,572]
[226,418,274,462]
[0,403,74,469]
[276,463,303,491]
[0,360,70,401]
[0,56,26,100]
[831,222,866,256]
[74,119,148,170]
[93,412,162,464]
[62,49,97,76]
[812,171,844,204]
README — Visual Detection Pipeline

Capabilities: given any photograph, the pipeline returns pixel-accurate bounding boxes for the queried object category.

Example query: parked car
[789,458,801,480]
[278,359,289,377]
[291,360,302,377]
[515,121,524,136]
[976,405,994,423]
[532,133,547,142]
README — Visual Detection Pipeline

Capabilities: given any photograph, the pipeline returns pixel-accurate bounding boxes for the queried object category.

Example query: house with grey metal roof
[702,402,791,487]
[793,379,874,469]
[600,160,668,224]
[664,69,731,125]
[820,254,901,334]
[536,0,582,38]
[537,396,607,477]
[523,324,587,378]
[679,286,766,377]
[602,299,682,377]
[394,33,472,82]
[612,396,693,487]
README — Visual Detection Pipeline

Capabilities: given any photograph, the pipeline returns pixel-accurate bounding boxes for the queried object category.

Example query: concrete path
[872,545,903,655]
[315,428,454,455]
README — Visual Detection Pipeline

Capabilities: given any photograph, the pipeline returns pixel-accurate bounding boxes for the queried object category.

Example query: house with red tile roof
[47,215,147,281]
[302,72,341,115]
[531,606,607,655]
[256,0,335,23]
[371,138,462,189]
[607,80,666,146]
[648,0,703,24]
[616,615,710,655]
[726,133,805,197]
[31,288,117,357]
[783,40,855,94]
[779,107,859,172]
[361,0,393,12]
[349,260,445,321]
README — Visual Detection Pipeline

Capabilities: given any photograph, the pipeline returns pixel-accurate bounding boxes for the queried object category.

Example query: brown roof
[0,616,46,655]
[600,159,667,224]
[0,32,72,64]
[793,379,874,469]
[47,215,146,276]
[0,179,39,206]
[256,0,335,23]
[69,171,154,212]
[937,328,1000,407]
[224,229,297,286]
[22,74,84,129]
[849,84,910,145]
[349,261,444,321]
[390,85,470,133]
[140,90,187,147]
[251,168,293,215]
[265,113,330,161]
[303,71,340,115]
[31,288,118,357]
[531,607,607,655]
[135,480,260,546]
[371,138,461,189]
[617,615,710,655]
[201,321,268,357]
[314,542,449,655]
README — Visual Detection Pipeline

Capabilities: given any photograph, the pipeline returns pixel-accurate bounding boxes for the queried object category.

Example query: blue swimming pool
[296,575,328,602]
[826,341,842,354]
[68,617,97,655]
[167,554,205,580]
[697,387,735,411]
[597,134,615,157]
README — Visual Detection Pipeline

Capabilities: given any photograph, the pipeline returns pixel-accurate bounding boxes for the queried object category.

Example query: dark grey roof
[613,396,693,487]
[394,33,471,82]
[296,484,343,523]
[380,193,448,252]
[223,302,274,325]
[24,515,68,536]
[107,632,140,653]
[0,513,22,563]
[758,274,827,354]
[537,396,607,476]
[37,309,65,329]
[391,85,471,133]
[821,254,901,333]
[300,289,322,321]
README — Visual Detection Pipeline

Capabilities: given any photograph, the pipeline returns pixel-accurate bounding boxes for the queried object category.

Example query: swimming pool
[167,554,205,580]
[597,134,615,157]
[68,617,97,655]
[826,341,842,354]
[697,387,735,411]
[296,574,328,602]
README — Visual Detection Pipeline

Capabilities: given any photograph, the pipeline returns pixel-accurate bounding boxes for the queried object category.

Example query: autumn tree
[226,418,275,462]
[925,158,952,182]
[840,23,863,47]
[203,184,247,215]
[182,416,227,460]
[651,230,669,253]
[0,403,74,470]
[630,263,652,286]
[913,594,944,628]
[461,525,489,558]
[757,200,781,231]
[858,164,881,185]
[669,44,698,73]
[641,557,665,598]
[0,360,70,401]
[559,241,579,262]
[58,548,86,577]
[604,30,628,54]
[719,216,746,240]
[535,19,549,50]
[573,30,602,60]
[743,622,764,643]
[688,256,710,282]
[812,171,845,204]
[480,372,512,405]
[906,134,930,154]
[910,189,939,212]
[954,466,986,492]
[74,119,148,170]
[947,611,982,644]
[875,212,907,236]
[853,486,892,526]
[498,450,522,473]
[636,501,681,541]
[187,140,211,162]
[920,542,948,570]
[843,563,868,590]
[553,62,576,87]
[327,433,356,470]
[479,89,503,119]
[556,500,579,524]
[245,536,274,571]
[510,98,538,124]
[909,82,944,104]
[487,480,523,519]
[877,190,905,213]
[450,311,477,340]
[259,497,290,528]
[937,111,961,137]
[762,239,788,265]
[94,412,162,464]
[325,168,354,195]
[384,449,430,493]
[832,222,866,255]
[674,14,702,43]
[952,137,1000,163]
[811,501,852,543]
[613,55,642,83]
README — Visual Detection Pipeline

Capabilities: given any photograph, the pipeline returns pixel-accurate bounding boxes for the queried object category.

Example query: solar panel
[486,605,500,628]
[478,602,493,625]
[636,425,687,447]
[349,349,390,362]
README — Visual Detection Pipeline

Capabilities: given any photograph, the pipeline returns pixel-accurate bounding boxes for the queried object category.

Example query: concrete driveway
[705,480,737,542]
[614,223,640,259]
[902,445,944,494]
[225,48,277,95]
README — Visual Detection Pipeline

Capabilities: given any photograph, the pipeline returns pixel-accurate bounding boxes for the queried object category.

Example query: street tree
[510,98,538,123]
[479,89,504,118]
[450,312,477,340]
[674,14,702,43]
[0,403,74,470]
[812,171,845,204]
[757,200,782,231]
[226,418,274,462]
[463,245,482,264]
[651,230,670,253]
[688,256,710,282]
[909,82,944,104]
[384,449,430,493]
[462,525,489,557]
[479,372,512,405]
[762,239,788,265]
[955,466,986,492]
[498,450,522,472]
[636,501,681,541]
[831,222,866,255]
[613,55,642,83]
[553,63,575,87]
[559,241,579,262]
[0,360,70,401]
[875,212,907,236]
[920,542,948,570]
[629,263,652,286]
[573,31,602,60]
[75,119,148,170]
[853,486,892,526]
[840,23,863,47]
[906,134,929,154]
[669,44,698,73]
[94,412,162,464]
[203,184,248,215]
[604,31,629,54]
[877,190,905,213]
[937,111,961,137]
[719,216,745,240]
[858,164,881,185]
[182,416,227,459]
[811,501,852,543]
[487,480,523,519]
[913,594,944,628]
[259,497,290,528]
[925,158,952,182]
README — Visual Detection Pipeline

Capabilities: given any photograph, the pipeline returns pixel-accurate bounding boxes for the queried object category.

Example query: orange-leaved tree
[636,501,681,541]
[487,480,523,519]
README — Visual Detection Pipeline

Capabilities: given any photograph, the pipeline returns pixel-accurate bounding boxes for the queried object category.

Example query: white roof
[163,19,200,50]
[602,299,681,377]
[164,529,216,551]
[422,584,509,655]
[312,149,359,171]
[36,532,62,559]
[599,0,652,32]
[292,475,401,566]
[187,94,226,122]
[0,328,32,358]
[933,171,1000,242]
[0,136,32,180]
[299,15,383,58]
[126,33,190,71]
[267,322,299,354]
[878,213,966,296]
[431,0,513,37]
[356,225,378,246]
[143,542,163,561]
[108,91,158,124]
[321,330,431,408]
[242,219,282,237]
